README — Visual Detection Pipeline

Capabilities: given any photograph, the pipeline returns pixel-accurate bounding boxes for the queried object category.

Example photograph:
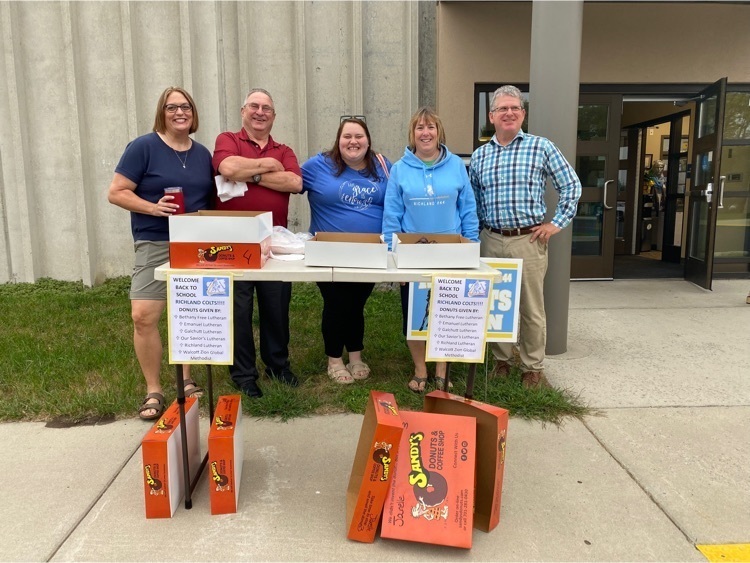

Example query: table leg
[465,364,476,400]
[186,365,214,497]
[175,364,193,509]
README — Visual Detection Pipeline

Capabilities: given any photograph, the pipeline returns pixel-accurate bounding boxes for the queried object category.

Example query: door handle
[603,180,614,210]
[718,176,726,209]
[701,182,713,204]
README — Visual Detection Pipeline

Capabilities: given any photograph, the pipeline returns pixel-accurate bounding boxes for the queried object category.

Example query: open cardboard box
[207,395,244,515]
[424,390,508,532]
[392,233,480,269]
[380,410,477,549]
[169,210,273,269]
[141,397,200,518]
[305,232,388,269]
[346,391,403,542]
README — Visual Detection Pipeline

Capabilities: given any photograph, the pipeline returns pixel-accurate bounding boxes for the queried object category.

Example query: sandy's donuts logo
[211,461,231,492]
[407,432,449,522]
[144,465,164,495]
[214,415,234,430]
[197,245,234,263]
[154,417,175,434]
[372,441,393,482]
[339,180,379,211]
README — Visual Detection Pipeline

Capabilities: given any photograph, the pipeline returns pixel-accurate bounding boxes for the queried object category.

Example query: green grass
[0,278,589,424]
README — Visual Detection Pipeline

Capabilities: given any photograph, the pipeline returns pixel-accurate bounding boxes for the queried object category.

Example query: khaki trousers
[480,228,548,372]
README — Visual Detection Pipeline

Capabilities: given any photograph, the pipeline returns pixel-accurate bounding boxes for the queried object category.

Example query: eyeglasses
[164,104,193,113]
[491,106,524,114]
[244,103,275,114]
[341,115,366,123]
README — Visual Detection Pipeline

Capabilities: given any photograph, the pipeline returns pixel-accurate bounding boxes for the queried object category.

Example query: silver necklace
[173,149,188,169]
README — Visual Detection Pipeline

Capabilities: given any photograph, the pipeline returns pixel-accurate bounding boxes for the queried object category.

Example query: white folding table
[154,256,498,508]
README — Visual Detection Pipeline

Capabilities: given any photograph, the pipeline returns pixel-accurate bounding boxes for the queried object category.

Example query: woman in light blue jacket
[382,107,479,393]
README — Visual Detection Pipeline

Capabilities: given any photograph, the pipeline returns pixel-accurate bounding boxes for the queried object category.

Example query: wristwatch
[252,173,262,184]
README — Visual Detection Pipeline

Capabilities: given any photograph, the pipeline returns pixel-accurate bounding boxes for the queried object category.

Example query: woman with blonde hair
[382,107,479,392]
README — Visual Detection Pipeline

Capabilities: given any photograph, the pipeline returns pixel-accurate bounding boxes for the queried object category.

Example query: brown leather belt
[486,224,540,236]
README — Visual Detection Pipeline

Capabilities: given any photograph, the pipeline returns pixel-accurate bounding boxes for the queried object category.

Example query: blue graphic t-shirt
[301,152,390,234]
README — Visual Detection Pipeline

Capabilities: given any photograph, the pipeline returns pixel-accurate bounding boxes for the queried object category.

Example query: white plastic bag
[270,226,312,255]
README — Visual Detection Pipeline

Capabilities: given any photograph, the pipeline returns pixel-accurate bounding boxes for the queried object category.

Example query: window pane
[715,203,750,258]
[698,94,717,137]
[689,198,708,261]
[616,201,625,240]
[724,92,750,141]
[576,155,606,188]
[477,92,495,143]
[677,156,688,194]
[715,145,750,259]
[674,198,685,246]
[721,146,750,196]
[618,169,627,197]
[694,150,714,187]
[577,104,609,141]
[619,130,628,160]
[572,203,603,256]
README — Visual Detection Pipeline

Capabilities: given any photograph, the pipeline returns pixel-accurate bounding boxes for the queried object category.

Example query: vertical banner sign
[406,279,432,339]
[406,257,523,343]
[482,258,523,343]
[425,274,495,363]
[167,274,233,364]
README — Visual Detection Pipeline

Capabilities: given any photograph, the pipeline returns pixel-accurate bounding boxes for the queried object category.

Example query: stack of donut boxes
[347,390,508,549]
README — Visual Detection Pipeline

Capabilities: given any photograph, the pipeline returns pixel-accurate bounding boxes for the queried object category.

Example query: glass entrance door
[685,78,727,289]
[571,94,622,279]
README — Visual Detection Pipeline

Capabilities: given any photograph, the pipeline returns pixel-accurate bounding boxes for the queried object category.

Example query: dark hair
[152,86,199,134]
[325,118,382,180]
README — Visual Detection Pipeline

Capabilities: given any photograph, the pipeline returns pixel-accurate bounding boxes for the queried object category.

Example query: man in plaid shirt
[469,85,581,389]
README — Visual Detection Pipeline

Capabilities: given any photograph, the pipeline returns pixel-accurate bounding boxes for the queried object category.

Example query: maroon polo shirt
[212,129,301,227]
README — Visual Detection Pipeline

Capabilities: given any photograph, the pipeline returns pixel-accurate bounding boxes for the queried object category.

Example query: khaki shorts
[130,241,169,300]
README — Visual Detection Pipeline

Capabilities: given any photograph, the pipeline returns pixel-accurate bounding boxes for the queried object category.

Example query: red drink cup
[164,187,185,214]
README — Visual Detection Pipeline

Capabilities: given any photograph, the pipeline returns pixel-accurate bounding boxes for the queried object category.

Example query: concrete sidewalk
[1,279,748,562]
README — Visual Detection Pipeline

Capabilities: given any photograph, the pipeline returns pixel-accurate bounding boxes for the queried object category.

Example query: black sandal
[183,378,204,399]
[139,392,166,421]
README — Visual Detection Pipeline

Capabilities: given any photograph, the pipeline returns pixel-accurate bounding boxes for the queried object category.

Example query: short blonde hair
[407,107,446,151]
[152,86,199,134]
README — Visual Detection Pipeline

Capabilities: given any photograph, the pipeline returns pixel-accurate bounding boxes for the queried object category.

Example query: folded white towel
[215,175,248,202]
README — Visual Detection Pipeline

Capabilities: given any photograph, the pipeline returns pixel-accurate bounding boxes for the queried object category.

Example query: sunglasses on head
[340,115,366,123]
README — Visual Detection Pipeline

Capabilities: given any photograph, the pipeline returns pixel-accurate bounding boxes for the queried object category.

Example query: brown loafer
[521,371,548,389]
[491,360,513,379]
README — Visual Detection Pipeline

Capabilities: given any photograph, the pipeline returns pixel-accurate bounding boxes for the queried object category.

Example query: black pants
[230,280,291,387]
[316,281,375,358]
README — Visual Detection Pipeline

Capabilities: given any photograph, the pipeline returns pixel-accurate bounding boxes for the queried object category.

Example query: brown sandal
[435,375,453,392]
[183,378,204,398]
[408,375,427,393]
[139,392,165,421]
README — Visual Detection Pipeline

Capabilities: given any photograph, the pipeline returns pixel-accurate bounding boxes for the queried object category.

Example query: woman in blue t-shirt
[108,86,213,420]
[301,117,391,384]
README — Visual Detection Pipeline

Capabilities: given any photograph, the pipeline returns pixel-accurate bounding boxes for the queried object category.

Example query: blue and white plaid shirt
[469,131,581,230]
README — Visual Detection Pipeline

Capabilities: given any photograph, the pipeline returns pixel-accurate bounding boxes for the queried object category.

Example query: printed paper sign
[406,258,522,343]
[425,274,494,363]
[167,274,233,364]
